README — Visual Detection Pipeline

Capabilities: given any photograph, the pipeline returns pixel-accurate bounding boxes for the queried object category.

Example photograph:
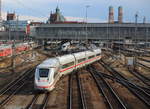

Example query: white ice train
[34,48,101,91]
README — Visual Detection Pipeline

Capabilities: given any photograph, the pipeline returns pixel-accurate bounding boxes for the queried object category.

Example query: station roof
[32,23,150,28]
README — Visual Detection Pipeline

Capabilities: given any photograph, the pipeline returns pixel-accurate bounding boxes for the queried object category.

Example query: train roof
[57,54,75,65]
[93,48,101,53]
[73,51,86,59]
[37,58,59,68]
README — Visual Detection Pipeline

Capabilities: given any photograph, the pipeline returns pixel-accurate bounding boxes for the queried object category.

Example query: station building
[30,6,150,43]
[30,23,150,43]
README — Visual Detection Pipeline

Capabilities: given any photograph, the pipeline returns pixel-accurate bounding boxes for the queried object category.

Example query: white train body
[34,48,101,91]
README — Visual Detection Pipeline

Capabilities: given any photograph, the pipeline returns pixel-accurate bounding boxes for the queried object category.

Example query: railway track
[88,66,128,109]
[138,58,150,63]
[26,92,50,109]
[128,67,150,87]
[100,60,150,92]
[100,60,127,80]
[68,71,88,109]
[137,62,150,70]
[0,68,34,107]
[76,72,88,109]
[93,62,150,107]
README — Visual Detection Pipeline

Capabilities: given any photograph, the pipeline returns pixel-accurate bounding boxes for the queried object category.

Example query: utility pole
[8,22,11,40]
[107,22,109,49]
[135,12,138,48]
[134,12,139,69]
[119,24,121,58]
[0,0,2,28]
[143,16,148,49]
[135,13,138,24]
[85,5,90,49]
[16,15,19,41]
[0,0,2,21]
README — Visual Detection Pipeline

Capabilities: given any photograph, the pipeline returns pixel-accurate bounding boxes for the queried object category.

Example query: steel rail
[68,71,88,109]
[137,62,150,71]
[26,92,50,109]
[0,81,26,107]
[67,73,73,109]
[76,72,88,109]
[0,68,34,96]
[128,67,150,87]
[26,94,40,109]
[88,67,128,109]
[99,60,150,94]
[90,67,150,107]
[133,69,150,81]
[138,58,150,63]
[40,92,50,109]
[0,70,34,107]
[100,60,127,80]
[92,68,150,94]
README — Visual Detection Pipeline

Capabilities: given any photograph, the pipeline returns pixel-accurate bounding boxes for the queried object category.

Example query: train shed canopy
[30,23,150,42]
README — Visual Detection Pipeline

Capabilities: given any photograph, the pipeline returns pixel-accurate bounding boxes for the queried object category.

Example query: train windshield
[39,68,49,78]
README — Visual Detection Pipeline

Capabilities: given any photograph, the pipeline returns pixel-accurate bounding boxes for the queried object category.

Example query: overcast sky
[2,0,150,22]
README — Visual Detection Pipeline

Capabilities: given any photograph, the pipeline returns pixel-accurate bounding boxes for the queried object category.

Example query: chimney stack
[109,6,114,23]
[118,6,123,23]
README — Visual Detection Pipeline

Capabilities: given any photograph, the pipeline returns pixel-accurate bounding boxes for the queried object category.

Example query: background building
[4,20,30,31]
[47,6,66,23]
[0,12,30,40]
[30,23,150,43]
[7,12,16,21]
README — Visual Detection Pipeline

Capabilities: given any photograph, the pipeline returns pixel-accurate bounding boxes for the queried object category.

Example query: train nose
[35,82,54,91]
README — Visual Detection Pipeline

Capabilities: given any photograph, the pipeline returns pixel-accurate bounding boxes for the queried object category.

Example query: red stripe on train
[36,81,56,88]
[60,56,101,72]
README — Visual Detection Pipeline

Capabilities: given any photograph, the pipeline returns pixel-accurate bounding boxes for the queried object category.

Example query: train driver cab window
[39,69,49,77]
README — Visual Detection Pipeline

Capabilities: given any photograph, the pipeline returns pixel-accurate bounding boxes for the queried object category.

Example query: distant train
[0,42,35,57]
[0,45,12,57]
[61,42,71,51]
[61,42,78,52]
[34,48,101,91]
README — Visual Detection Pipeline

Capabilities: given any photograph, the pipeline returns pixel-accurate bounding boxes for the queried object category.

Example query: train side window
[96,53,100,56]
[88,55,95,59]
[62,61,74,69]
[78,58,86,63]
